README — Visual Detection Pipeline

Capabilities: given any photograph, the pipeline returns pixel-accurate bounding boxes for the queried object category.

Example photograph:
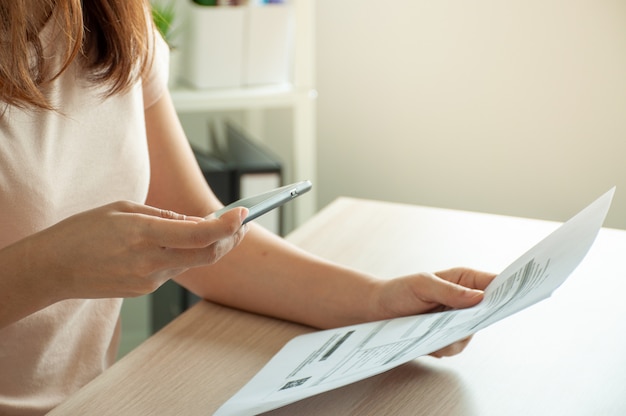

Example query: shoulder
[142,29,170,110]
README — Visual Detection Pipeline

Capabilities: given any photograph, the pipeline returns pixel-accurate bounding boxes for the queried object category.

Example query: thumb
[214,206,249,226]
[442,282,484,309]
[419,273,485,310]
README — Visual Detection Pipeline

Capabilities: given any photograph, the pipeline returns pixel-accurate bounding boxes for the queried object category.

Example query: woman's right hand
[21,200,248,300]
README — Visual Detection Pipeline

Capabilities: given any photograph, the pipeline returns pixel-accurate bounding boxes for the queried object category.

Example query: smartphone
[213,180,312,224]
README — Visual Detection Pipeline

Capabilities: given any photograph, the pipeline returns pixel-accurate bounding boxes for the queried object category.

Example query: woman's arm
[0,237,58,328]
[145,90,496,335]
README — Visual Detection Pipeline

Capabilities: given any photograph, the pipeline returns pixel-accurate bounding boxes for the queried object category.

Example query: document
[214,188,615,416]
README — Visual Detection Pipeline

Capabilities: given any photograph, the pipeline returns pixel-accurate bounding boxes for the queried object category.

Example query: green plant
[152,1,177,49]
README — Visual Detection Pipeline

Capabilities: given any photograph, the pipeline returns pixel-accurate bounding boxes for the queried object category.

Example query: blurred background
[121,0,626,357]
[314,0,626,229]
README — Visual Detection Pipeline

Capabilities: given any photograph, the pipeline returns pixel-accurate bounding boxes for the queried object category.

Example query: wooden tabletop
[49,197,626,415]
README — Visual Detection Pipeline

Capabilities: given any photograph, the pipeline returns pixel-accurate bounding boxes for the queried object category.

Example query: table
[48,197,626,415]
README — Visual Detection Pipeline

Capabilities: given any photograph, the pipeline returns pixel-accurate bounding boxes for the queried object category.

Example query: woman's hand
[26,201,248,300]
[371,267,497,357]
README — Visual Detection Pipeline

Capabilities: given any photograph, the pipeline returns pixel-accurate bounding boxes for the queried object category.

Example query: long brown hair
[0,0,153,111]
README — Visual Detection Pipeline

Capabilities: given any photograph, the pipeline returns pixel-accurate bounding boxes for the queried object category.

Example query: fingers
[410,269,494,358]
[418,267,498,310]
[429,336,473,358]
[411,272,486,311]
[156,223,248,269]
[110,201,250,270]
[435,267,497,291]
[144,206,249,249]
[146,207,249,269]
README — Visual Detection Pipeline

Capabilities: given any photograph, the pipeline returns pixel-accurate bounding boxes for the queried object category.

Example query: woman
[0,1,494,414]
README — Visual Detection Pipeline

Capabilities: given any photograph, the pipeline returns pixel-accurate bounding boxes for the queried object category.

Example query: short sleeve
[142,29,170,110]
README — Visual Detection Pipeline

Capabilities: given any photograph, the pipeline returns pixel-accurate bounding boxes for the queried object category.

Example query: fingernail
[240,208,249,223]
[463,289,483,299]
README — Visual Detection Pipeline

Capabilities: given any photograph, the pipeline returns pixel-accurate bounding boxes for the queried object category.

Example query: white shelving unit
[170,0,317,228]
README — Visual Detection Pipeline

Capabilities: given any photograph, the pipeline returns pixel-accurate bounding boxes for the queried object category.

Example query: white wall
[315,0,626,229]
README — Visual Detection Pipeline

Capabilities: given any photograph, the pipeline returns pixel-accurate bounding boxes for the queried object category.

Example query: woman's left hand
[371,267,497,357]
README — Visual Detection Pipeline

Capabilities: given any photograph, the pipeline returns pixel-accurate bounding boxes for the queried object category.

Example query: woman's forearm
[175,223,381,329]
[0,237,60,329]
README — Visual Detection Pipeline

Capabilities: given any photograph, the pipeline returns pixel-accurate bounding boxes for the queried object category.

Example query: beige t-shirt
[0,23,169,415]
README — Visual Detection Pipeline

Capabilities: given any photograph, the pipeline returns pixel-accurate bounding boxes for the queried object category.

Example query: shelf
[171,84,316,113]
[169,0,317,228]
